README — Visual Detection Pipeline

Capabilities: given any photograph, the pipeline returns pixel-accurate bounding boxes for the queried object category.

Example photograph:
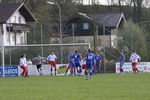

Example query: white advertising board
[18,64,64,76]
[116,62,150,73]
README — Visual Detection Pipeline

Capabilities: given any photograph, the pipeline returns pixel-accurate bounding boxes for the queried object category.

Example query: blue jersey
[95,54,102,67]
[68,54,74,67]
[120,53,125,66]
[120,53,125,62]
[92,54,95,67]
[73,53,81,62]
[86,53,94,64]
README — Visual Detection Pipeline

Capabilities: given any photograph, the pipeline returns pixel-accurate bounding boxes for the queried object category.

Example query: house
[63,12,126,49]
[0,3,36,46]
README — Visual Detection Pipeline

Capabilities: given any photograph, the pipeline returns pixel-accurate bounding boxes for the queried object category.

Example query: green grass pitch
[0,73,150,100]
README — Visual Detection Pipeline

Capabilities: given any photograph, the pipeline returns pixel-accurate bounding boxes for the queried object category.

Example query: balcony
[6,23,30,32]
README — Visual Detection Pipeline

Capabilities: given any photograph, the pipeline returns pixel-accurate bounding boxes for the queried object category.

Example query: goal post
[0,43,90,77]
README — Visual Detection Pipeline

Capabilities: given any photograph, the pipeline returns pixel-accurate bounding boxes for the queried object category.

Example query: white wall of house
[1,10,27,46]
[0,24,3,45]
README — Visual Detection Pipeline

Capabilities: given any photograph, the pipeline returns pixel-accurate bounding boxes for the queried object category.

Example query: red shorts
[68,66,74,69]
[132,62,138,67]
[82,64,86,69]
[50,61,56,67]
[20,66,28,70]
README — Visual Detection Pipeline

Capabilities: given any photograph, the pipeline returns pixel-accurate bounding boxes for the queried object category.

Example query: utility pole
[93,22,98,53]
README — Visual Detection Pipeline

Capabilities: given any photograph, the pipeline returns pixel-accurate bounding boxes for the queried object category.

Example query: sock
[90,72,93,76]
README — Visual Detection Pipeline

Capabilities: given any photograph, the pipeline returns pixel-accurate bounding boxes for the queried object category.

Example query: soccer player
[119,50,125,74]
[95,52,102,74]
[19,54,28,77]
[91,51,96,74]
[47,52,57,75]
[73,51,82,75]
[80,59,86,75]
[32,55,45,76]
[129,50,141,74]
[65,52,75,75]
[85,48,95,80]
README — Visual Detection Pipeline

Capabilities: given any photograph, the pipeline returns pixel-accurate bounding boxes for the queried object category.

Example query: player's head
[21,54,26,58]
[96,51,100,54]
[75,50,78,53]
[51,52,54,54]
[88,48,92,53]
[119,49,123,53]
[132,50,136,53]
[37,55,40,57]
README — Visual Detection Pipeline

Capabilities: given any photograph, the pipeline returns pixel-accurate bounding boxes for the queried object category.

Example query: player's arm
[129,55,132,62]
[137,55,141,63]
[80,54,82,59]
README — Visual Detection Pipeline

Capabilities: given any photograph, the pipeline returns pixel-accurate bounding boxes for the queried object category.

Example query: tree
[117,20,148,61]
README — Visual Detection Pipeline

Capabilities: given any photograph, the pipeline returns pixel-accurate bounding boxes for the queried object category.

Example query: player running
[73,51,82,75]
[19,54,29,77]
[129,50,141,74]
[47,52,57,75]
[32,55,45,76]
[119,50,125,74]
[85,48,95,80]
[65,52,75,75]
[95,52,102,74]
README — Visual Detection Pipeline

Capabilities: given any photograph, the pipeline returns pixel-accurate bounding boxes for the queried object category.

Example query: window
[83,23,89,30]
[18,17,21,23]
[20,37,24,44]
[14,16,17,23]
[13,35,15,42]
[71,23,76,29]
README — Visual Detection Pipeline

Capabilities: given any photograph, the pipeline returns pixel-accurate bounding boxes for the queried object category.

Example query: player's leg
[49,61,53,75]
[85,64,90,80]
[38,65,43,75]
[135,63,138,74]
[53,62,57,76]
[71,67,74,75]
[20,66,26,77]
[54,66,56,75]
[120,61,124,74]
[85,69,89,80]
[90,68,93,80]
[74,63,78,75]
[78,63,82,75]
[65,66,70,75]
[92,67,96,74]
[132,63,136,74]
[36,65,40,75]
[97,63,101,74]
[40,67,43,75]
[24,66,28,77]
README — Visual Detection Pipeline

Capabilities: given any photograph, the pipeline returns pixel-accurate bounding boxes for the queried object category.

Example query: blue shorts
[120,61,124,66]
[74,62,81,68]
[86,63,93,70]
[69,62,74,67]
[96,62,101,67]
